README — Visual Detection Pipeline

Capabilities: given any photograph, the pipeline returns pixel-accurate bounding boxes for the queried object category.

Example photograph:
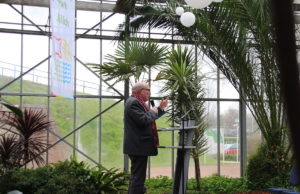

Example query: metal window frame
[0,0,250,178]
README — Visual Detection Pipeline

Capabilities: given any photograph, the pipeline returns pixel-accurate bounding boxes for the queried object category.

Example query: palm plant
[0,100,22,172]
[89,38,169,85]
[0,134,19,173]
[0,105,50,168]
[117,0,289,187]
[157,46,208,189]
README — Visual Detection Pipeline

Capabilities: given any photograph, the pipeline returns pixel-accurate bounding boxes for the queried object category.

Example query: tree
[157,46,208,189]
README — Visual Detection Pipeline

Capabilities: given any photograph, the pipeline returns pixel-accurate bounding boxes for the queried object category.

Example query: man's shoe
[143,187,147,193]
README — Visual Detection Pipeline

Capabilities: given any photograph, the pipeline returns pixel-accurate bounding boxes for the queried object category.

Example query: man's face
[139,85,151,102]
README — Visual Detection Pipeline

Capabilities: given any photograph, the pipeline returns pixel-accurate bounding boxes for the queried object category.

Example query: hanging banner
[50,0,75,99]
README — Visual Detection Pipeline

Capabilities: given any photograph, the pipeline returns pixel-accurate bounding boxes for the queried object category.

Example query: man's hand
[152,107,158,113]
[159,98,169,110]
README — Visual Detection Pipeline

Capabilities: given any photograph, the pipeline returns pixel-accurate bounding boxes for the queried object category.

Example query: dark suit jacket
[123,96,165,156]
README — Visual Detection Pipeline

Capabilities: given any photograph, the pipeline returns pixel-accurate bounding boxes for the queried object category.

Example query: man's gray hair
[132,82,148,92]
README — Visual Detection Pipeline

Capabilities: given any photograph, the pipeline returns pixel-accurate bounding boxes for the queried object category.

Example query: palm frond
[89,38,168,85]
[1,102,23,118]
[2,108,50,167]
[118,3,177,39]
[126,0,284,146]
[0,134,19,170]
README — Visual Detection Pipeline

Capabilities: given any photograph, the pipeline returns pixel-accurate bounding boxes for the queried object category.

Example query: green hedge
[246,144,291,190]
[0,164,250,194]
[145,175,248,194]
[0,160,128,194]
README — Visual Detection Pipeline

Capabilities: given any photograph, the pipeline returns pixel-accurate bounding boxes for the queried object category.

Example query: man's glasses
[142,88,150,91]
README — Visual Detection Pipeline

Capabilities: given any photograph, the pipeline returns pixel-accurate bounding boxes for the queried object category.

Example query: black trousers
[128,155,148,194]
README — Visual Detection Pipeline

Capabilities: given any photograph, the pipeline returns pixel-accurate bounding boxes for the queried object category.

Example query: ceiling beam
[0,0,115,12]
[3,0,300,12]
[2,0,300,24]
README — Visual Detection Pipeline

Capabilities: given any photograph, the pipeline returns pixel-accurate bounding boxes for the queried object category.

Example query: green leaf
[1,102,23,118]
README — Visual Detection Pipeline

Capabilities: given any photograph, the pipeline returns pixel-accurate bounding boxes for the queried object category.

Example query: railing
[0,60,122,95]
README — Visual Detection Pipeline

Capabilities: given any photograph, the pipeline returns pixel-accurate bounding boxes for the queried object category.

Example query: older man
[124,82,168,194]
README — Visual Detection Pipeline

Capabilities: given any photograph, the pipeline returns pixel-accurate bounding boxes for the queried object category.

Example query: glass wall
[0,1,262,178]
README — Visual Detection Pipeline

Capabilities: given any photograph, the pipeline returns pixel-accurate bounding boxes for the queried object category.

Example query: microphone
[150,100,155,107]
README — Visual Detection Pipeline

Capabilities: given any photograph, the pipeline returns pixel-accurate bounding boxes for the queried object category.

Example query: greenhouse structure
[0,0,299,193]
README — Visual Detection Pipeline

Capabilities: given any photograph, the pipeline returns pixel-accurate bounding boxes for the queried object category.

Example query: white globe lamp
[185,0,213,9]
[180,12,196,27]
[175,7,185,16]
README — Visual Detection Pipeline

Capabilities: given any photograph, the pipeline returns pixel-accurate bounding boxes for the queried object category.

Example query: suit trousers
[128,155,148,194]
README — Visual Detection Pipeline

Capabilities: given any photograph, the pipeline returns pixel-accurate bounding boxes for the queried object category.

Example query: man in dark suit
[124,82,168,194]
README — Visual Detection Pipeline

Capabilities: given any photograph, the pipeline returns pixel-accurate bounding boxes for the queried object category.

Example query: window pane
[202,101,218,177]
[76,97,100,166]
[0,4,21,29]
[23,6,49,31]
[150,115,173,177]
[220,73,239,99]
[199,55,217,98]
[101,100,124,169]
[220,101,240,177]
[0,33,21,92]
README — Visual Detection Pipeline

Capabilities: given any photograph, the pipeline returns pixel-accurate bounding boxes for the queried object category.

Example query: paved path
[150,164,240,178]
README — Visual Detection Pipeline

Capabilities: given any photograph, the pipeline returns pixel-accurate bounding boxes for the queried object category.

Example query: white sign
[50,0,75,99]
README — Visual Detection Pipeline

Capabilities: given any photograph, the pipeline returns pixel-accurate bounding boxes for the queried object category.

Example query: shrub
[246,144,291,190]
[145,175,173,189]
[145,175,247,194]
[190,175,248,194]
[0,159,129,194]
